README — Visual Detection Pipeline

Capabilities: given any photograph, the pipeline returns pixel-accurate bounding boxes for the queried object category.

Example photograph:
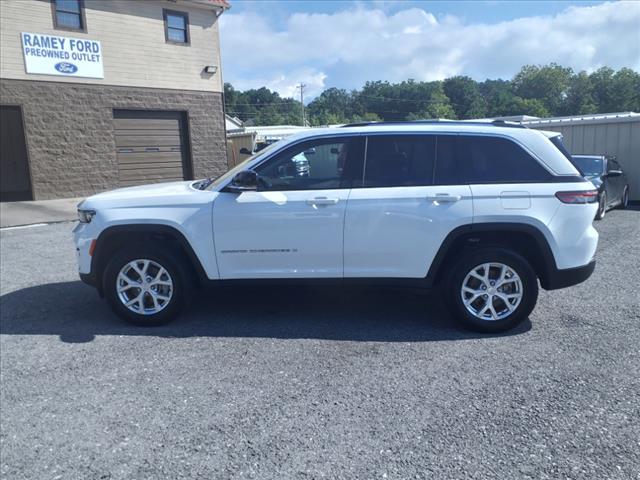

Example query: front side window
[52,0,85,31]
[164,10,189,44]
[363,135,436,187]
[254,137,364,191]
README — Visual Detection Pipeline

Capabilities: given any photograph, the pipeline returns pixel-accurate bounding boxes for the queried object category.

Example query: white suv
[73,121,598,332]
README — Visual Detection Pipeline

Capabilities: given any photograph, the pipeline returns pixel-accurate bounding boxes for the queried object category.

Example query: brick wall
[0,78,227,199]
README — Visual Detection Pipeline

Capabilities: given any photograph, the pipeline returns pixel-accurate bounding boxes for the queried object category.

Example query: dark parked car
[572,155,630,220]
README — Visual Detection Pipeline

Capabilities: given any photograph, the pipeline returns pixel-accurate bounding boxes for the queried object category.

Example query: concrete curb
[0,197,82,228]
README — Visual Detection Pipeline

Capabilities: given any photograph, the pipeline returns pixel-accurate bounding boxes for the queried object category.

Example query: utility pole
[297,83,306,126]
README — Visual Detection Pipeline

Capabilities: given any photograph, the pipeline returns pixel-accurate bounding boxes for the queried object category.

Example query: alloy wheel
[460,262,523,321]
[116,259,174,315]
[598,194,606,218]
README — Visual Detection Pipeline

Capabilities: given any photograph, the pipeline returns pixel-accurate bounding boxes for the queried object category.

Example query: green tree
[562,71,597,115]
[513,64,573,116]
[443,76,487,119]
[611,68,640,112]
[589,67,616,112]
[224,65,638,126]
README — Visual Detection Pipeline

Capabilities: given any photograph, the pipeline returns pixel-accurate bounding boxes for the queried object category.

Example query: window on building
[52,0,85,31]
[163,10,190,44]
[363,135,436,187]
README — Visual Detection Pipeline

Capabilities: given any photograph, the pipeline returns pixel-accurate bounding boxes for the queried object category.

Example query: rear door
[113,110,191,187]
[344,134,472,278]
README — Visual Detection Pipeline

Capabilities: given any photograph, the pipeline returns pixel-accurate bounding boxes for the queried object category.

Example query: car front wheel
[446,248,538,333]
[103,246,188,326]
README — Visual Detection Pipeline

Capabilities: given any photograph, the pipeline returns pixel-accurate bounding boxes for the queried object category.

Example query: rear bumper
[542,259,596,290]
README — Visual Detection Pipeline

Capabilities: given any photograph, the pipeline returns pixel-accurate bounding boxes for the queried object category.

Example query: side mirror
[239,147,252,155]
[227,170,258,192]
[607,169,623,177]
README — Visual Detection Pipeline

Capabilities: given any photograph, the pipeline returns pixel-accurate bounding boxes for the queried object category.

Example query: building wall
[0,0,223,93]
[0,79,227,199]
[528,118,640,201]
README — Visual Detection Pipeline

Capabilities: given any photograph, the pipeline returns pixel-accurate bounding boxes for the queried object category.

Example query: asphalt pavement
[1,208,639,479]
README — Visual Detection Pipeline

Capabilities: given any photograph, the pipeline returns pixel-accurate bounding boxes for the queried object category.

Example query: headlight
[78,209,96,223]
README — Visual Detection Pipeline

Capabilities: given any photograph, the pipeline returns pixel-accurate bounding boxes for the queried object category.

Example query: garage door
[113,110,192,187]
[0,106,33,202]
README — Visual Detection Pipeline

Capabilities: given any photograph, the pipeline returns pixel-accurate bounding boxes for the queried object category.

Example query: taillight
[555,190,598,204]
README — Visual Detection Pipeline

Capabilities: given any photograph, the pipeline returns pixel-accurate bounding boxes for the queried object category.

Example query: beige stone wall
[0,0,223,93]
[1,78,227,199]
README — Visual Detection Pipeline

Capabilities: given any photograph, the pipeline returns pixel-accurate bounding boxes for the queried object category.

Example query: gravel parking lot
[1,208,639,479]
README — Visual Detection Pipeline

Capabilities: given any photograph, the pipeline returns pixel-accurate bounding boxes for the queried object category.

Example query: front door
[213,136,364,279]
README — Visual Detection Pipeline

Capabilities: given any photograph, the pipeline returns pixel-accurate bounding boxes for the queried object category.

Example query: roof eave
[178,0,230,12]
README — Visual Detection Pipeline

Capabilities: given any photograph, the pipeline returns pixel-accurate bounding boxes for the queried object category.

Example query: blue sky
[219,1,640,99]
[227,1,605,25]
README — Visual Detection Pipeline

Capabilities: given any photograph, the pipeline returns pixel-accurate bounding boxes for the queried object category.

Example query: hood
[80,180,215,209]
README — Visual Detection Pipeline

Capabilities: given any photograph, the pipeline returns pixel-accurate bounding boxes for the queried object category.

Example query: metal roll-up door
[113,110,192,187]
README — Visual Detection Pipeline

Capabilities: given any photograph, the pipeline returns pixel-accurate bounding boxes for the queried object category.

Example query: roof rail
[339,119,528,129]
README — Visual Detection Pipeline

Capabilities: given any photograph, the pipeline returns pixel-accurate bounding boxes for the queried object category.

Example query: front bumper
[543,259,596,290]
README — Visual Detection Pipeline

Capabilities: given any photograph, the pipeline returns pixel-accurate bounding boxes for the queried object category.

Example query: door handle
[306,197,339,206]
[426,193,462,203]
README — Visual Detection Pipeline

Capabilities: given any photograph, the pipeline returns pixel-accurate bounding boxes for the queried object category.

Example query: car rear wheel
[619,187,629,209]
[104,246,188,326]
[595,192,606,220]
[445,248,538,333]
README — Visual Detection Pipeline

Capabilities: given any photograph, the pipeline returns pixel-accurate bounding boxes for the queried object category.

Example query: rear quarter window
[437,135,551,184]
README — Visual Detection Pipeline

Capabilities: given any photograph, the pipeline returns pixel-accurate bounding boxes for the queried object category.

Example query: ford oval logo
[54,62,78,74]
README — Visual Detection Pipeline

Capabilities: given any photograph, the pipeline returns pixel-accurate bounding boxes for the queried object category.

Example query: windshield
[206,140,284,190]
[572,156,604,177]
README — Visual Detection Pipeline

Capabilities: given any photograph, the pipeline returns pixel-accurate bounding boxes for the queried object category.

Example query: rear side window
[435,135,551,184]
[363,135,436,187]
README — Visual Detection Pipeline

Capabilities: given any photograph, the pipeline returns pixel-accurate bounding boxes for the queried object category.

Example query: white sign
[21,32,103,79]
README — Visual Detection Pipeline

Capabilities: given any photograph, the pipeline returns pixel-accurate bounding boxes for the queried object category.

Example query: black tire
[619,187,629,210]
[103,245,189,326]
[445,248,538,333]
[595,192,606,220]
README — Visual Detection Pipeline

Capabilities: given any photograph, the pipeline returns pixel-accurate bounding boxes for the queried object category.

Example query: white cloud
[220,1,640,98]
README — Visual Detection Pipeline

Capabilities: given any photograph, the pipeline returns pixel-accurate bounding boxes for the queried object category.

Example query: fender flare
[425,222,558,288]
[88,224,209,291]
